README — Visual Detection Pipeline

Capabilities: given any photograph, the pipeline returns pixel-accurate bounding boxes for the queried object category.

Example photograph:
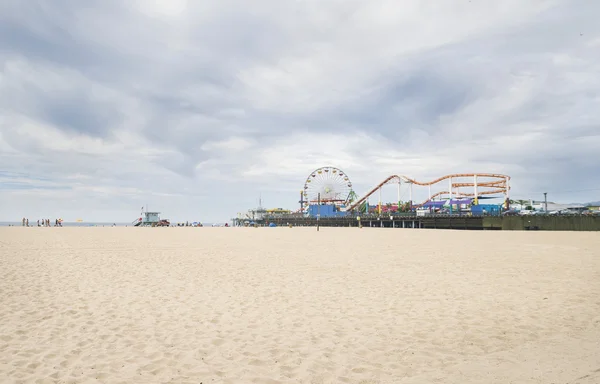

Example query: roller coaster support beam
[397,179,401,212]
[474,175,478,205]
[378,187,382,216]
[505,176,510,209]
[449,177,453,214]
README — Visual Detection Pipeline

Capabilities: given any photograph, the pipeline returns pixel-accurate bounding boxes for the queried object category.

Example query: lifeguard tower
[133,207,165,227]
[142,211,161,226]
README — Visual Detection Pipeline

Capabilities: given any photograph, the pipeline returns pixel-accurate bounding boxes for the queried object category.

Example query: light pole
[317,193,320,232]
[544,192,548,213]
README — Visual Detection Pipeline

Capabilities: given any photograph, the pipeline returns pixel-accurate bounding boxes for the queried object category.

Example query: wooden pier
[261,214,600,231]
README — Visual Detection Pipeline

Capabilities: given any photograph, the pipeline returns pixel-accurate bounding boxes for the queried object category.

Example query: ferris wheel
[303,166,353,208]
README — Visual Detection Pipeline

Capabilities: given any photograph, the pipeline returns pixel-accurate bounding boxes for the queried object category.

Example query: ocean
[0,222,130,227]
[1,222,223,227]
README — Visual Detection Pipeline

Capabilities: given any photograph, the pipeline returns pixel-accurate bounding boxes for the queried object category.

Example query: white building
[519,200,585,212]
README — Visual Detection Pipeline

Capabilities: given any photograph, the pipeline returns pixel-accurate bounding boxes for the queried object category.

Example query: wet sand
[1,227,599,383]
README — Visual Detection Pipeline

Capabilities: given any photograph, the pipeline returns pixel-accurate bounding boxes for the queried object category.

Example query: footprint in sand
[248,359,266,366]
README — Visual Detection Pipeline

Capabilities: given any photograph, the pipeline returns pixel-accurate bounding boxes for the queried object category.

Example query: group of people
[21,218,63,227]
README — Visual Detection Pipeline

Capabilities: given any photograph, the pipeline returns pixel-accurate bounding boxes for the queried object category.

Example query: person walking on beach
[22,217,25,226]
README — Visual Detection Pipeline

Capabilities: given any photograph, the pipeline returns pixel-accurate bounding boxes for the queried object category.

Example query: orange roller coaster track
[344,173,511,212]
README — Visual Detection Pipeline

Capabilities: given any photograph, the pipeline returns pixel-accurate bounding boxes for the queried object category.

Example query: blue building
[307,204,348,218]
[471,204,502,216]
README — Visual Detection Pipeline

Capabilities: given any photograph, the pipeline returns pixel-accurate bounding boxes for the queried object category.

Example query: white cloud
[201,136,255,152]
[1,0,599,222]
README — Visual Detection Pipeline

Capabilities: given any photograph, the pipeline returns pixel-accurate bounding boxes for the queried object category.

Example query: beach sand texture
[1,227,599,384]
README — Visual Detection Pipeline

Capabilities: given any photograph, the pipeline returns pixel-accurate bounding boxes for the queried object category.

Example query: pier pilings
[263,215,600,231]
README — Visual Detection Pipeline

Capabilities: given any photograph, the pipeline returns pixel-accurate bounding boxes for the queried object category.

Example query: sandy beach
[0,227,599,383]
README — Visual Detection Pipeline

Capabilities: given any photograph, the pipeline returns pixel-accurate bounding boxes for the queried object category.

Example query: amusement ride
[300,166,356,212]
[297,166,511,216]
[344,173,511,213]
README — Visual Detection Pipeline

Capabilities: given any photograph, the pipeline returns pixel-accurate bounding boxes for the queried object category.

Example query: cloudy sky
[1,0,599,223]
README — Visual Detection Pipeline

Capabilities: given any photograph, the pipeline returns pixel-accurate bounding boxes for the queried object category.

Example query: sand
[0,227,599,384]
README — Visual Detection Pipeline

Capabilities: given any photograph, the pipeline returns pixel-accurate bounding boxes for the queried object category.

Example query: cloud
[1,0,599,222]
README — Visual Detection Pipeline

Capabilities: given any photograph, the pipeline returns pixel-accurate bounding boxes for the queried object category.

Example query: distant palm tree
[358,200,367,213]
[397,201,411,212]
[510,199,528,210]
[347,190,358,204]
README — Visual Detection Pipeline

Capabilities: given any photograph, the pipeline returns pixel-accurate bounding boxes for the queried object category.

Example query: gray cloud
[1,0,599,222]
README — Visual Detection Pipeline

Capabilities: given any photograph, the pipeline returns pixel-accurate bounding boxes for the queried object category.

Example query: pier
[262,214,600,231]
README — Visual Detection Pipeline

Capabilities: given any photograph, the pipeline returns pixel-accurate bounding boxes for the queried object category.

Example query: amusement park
[234,166,511,226]
[300,166,510,215]
[233,166,600,231]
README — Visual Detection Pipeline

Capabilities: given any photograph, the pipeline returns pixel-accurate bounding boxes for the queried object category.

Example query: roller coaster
[344,173,511,212]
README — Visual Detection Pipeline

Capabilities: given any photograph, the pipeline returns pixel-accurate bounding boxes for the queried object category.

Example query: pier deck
[261,215,600,231]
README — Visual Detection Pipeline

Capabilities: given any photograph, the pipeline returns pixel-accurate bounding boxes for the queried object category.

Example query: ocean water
[1,221,224,227]
[0,222,130,227]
